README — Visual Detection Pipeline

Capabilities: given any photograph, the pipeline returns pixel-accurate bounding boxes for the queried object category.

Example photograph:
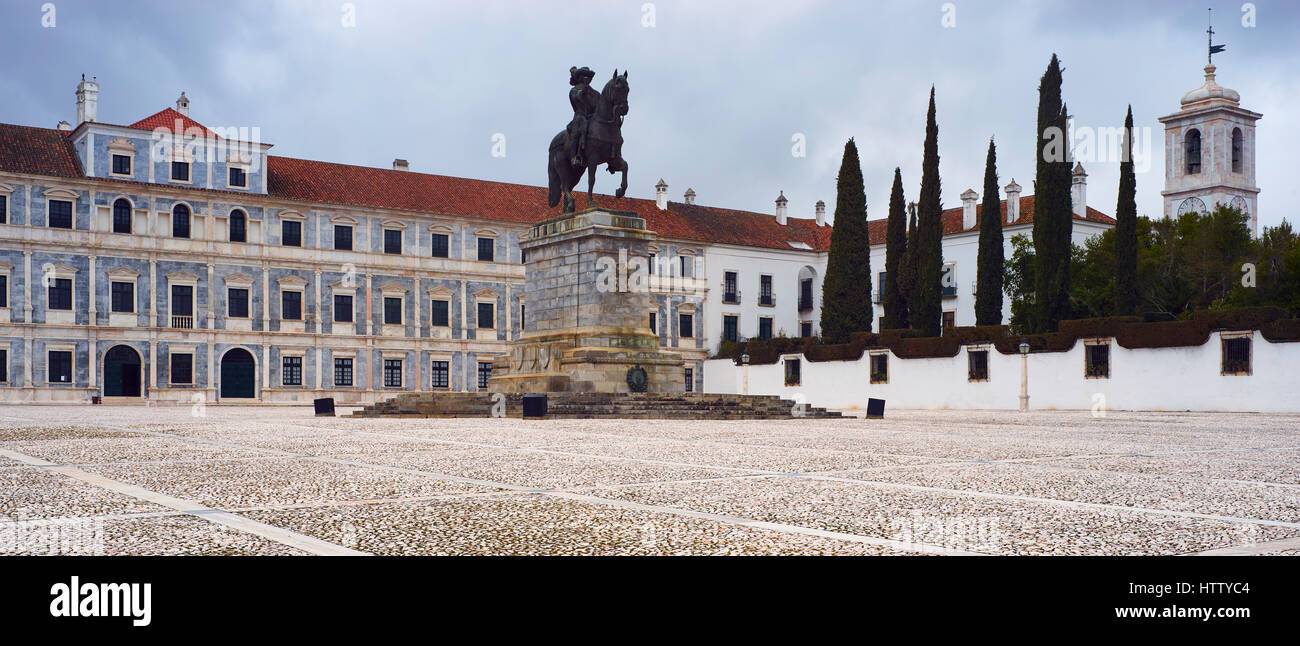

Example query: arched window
[112,198,132,234]
[1185,129,1201,175]
[1231,128,1243,173]
[229,209,247,243]
[172,204,191,239]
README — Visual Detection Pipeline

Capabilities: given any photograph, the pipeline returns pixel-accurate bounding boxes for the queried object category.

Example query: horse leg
[586,164,598,209]
[616,160,628,199]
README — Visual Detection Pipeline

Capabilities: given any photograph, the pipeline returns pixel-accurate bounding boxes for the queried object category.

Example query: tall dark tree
[1114,105,1140,315]
[1031,55,1073,332]
[975,138,1004,325]
[911,86,944,337]
[882,168,908,329]
[898,201,919,324]
[819,138,873,342]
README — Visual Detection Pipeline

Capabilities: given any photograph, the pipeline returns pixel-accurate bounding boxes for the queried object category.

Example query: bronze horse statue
[548,70,629,213]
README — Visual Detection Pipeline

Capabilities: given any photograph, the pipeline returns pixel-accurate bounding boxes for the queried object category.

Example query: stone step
[350,391,844,420]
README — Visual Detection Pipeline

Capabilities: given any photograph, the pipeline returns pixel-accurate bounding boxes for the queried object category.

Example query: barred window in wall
[431,300,449,327]
[333,357,353,387]
[282,356,302,386]
[229,210,247,243]
[49,351,72,383]
[1222,337,1251,375]
[431,233,449,258]
[112,199,132,234]
[282,220,302,247]
[228,288,249,318]
[431,360,449,389]
[384,297,403,325]
[111,281,134,313]
[282,291,302,320]
[49,200,73,229]
[0,349,7,382]
[1085,344,1110,378]
[334,225,352,251]
[784,358,801,386]
[171,354,193,384]
[477,362,493,389]
[684,367,694,392]
[383,359,403,388]
[48,278,73,310]
[968,349,989,381]
[333,294,353,323]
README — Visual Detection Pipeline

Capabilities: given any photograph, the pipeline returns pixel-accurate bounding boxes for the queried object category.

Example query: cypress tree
[1114,105,1139,315]
[819,138,873,343]
[882,168,908,330]
[898,201,919,326]
[975,138,1004,325]
[912,86,944,337]
[1032,55,1073,332]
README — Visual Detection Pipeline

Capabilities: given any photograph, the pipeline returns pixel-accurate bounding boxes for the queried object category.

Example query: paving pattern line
[1190,535,1300,556]
[0,448,369,556]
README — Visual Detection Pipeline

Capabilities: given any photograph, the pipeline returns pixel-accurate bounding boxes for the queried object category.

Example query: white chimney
[176,91,190,117]
[1071,162,1087,218]
[684,188,696,205]
[655,178,668,210]
[75,75,99,125]
[775,191,788,225]
[392,159,409,171]
[1004,179,1022,224]
[960,188,978,230]
[815,200,826,226]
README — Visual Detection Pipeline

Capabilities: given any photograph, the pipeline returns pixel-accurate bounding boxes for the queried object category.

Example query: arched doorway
[220,348,256,398]
[103,345,142,397]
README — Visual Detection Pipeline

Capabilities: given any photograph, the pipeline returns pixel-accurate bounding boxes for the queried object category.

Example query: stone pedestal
[490,208,685,393]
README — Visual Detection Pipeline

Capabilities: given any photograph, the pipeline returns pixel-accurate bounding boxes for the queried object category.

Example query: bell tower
[1157,15,1262,237]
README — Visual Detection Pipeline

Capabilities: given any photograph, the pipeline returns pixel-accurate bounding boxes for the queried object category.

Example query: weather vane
[1207,8,1226,64]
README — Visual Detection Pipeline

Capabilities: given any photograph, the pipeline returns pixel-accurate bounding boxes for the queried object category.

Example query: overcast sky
[2,0,1297,229]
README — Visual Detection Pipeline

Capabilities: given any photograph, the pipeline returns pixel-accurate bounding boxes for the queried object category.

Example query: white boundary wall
[703,330,1300,413]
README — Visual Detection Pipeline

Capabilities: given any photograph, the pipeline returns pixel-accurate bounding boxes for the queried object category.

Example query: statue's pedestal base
[490,330,685,394]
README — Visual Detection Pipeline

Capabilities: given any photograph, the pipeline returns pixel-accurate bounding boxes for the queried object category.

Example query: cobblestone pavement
[1,405,1297,556]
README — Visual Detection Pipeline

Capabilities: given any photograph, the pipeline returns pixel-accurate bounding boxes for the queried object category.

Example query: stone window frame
[966,344,991,383]
[106,266,141,314]
[869,350,889,384]
[0,340,10,382]
[428,286,454,329]
[170,201,196,239]
[107,137,135,178]
[280,346,307,387]
[278,210,307,248]
[756,314,774,340]
[331,349,357,388]
[677,302,697,339]
[0,182,13,224]
[381,219,407,255]
[1220,330,1252,377]
[46,341,77,385]
[108,195,136,235]
[379,282,407,328]
[330,281,357,324]
[677,248,699,279]
[222,207,251,243]
[277,274,308,322]
[44,188,80,230]
[330,215,358,251]
[381,350,407,389]
[0,261,11,312]
[429,224,454,258]
[476,359,495,390]
[224,273,255,320]
[941,262,957,298]
[167,144,194,185]
[474,288,498,330]
[44,263,79,315]
[164,271,199,327]
[782,353,802,387]
[168,343,197,386]
[225,152,251,190]
[1084,337,1111,379]
[475,229,499,262]
[429,354,452,390]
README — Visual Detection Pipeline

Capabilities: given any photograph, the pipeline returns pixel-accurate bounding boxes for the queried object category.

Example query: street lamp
[741,352,751,396]
[1018,339,1030,413]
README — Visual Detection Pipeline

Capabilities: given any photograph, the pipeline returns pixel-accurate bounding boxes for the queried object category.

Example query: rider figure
[566,66,600,167]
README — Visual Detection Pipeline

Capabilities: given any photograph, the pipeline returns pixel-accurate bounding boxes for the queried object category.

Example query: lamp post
[741,352,750,396]
[1018,340,1030,413]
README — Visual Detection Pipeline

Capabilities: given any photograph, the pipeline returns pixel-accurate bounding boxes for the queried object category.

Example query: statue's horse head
[600,69,629,119]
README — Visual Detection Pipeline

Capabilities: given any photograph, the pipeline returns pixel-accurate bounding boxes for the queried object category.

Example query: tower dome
[1179,64,1240,108]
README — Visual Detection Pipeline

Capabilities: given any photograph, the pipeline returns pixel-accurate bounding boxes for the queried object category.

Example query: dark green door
[220,348,256,398]
[103,345,141,397]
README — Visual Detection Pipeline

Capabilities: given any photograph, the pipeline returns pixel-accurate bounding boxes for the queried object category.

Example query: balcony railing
[171,315,193,329]
[722,289,740,304]
[799,297,814,311]
[759,294,774,307]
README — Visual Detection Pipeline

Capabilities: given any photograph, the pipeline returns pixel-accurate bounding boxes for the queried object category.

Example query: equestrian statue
[548,66,629,213]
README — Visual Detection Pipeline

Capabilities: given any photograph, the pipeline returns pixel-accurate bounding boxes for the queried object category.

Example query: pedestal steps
[350,392,843,420]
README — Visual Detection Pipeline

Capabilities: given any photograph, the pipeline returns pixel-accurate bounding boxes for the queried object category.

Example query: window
[383,359,403,388]
[521,249,528,263]
[723,315,738,342]
[0,275,7,307]
[679,313,694,338]
[112,198,132,234]
[49,200,73,229]
[1185,129,1201,175]
[800,321,812,338]
[942,311,956,329]
[171,161,190,182]
[170,285,193,327]
[759,275,773,306]
[679,255,693,278]
[870,353,888,384]
[968,349,989,381]
[171,353,193,385]
[111,154,131,176]
[520,304,526,330]
[785,358,801,386]
[648,253,657,275]
[228,288,249,318]
[477,362,493,389]
[333,294,353,323]
[477,302,495,329]
[384,229,402,254]
[941,265,957,297]
[430,360,449,389]
[282,356,302,386]
[758,317,772,340]
[229,210,247,243]
[48,278,73,310]
[228,166,247,188]
[48,351,72,383]
[477,236,495,261]
[172,204,190,238]
[334,357,354,387]
[334,225,352,251]
[649,312,657,334]
[111,281,134,313]
[282,220,301,247]
[723,271,739,303]
[1231,128,1243,173]
[0,349,7,382]
[1085,343,1110,378]
[0,194,6,224]
[875,272,886,304]
[431,300,450,327]
[384,297,403,325]
[431,233,449,258]
[282,290,302,320]
[1222,336,1251,376]
[799,278,814,311]
[684,367,694,392]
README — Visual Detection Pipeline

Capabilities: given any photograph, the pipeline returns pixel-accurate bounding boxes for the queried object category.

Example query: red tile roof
[0,123,85,178]
[128,108,222,138]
